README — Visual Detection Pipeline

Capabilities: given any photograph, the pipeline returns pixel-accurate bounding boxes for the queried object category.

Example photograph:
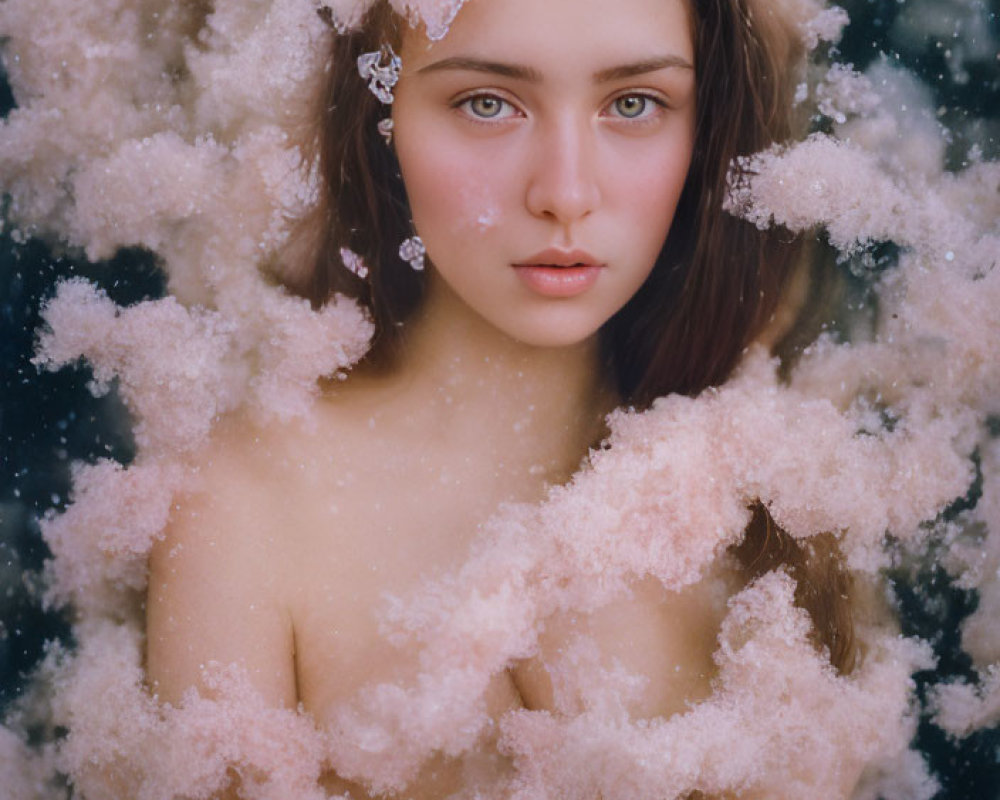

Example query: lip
[512,248,605,299]
[514,248,604,269]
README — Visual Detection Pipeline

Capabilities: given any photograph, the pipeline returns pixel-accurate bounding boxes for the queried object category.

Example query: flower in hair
[378,118,394,144]
[399,236,426,272]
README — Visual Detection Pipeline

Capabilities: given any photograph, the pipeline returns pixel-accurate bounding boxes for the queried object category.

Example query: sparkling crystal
[377,118,394,145]
[339,247,369,279]
[357,45,402,105]
[399,236,426,272]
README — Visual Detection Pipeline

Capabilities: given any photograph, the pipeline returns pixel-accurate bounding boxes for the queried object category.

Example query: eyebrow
[416,55,693,83]
[594,56,694,82]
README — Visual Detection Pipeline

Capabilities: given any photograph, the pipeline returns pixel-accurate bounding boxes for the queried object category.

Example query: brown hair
[605,0,805,405]
[287,2,414,355]
[290,0,855,674]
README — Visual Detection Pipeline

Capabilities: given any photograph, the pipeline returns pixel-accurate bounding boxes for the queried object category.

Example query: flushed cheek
[402,143,512,244]
[457,182,504,235]
[615,149,692,248]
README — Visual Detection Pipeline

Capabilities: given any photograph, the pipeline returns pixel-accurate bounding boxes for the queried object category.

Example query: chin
[498,319,606,350]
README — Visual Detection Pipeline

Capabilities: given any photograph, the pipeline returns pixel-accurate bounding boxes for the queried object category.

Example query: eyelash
[604,93,668,124]
[451,91,668,125]
[452,93,520,123]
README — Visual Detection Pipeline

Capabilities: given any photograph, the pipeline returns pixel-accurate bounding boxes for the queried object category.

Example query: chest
[261,437,729,796]
[275,444,541,725]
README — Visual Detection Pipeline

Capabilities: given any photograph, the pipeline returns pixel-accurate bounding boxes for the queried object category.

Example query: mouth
[514,248,603,270]
[512,249,605,298]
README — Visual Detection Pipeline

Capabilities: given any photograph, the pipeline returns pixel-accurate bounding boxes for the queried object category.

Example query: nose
[525,117,601,228]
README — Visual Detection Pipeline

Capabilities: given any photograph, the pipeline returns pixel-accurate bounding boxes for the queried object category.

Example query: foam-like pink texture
[0,0,997,796]
[50,622,336,800]
[500,574,934,800]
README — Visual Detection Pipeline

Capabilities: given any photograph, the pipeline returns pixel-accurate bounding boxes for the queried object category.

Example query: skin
[392,0,697,348]
[144,0,833,797]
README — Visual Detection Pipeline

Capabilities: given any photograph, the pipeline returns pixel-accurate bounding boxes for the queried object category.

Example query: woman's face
[392,0,697,348]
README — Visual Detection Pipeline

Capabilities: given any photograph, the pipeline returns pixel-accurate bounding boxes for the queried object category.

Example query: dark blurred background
[0,0,997,796]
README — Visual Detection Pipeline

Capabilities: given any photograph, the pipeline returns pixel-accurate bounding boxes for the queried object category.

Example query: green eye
[614,95,648,119]
[469,95,505,118]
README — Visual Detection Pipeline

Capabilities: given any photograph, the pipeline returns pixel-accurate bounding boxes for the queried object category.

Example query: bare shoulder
[152,412,296,568]
[161,403,361,540]
[145,411,307,708]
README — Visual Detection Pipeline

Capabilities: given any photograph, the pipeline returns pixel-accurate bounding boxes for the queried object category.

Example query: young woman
[146,0,854,796]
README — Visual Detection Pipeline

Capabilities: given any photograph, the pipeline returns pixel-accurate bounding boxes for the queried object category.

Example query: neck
[358,274,617,481]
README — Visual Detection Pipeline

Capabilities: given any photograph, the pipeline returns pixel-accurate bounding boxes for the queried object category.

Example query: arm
[145,438,298,796]
[146,453,297,705]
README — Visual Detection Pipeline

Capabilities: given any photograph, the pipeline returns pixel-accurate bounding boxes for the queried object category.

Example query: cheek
[628,148,691,225]
[610,143,693,263]
[398,137,510,240]
[459,181,505,234]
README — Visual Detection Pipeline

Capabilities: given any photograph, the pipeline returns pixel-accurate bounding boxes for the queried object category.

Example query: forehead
[400,0,695,74]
